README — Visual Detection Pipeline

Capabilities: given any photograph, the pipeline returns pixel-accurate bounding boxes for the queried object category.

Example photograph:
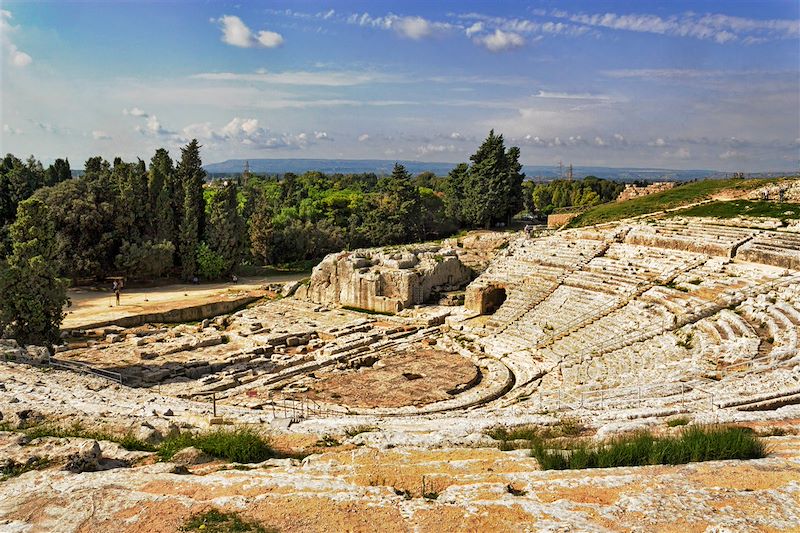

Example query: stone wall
[304,246,473,314]
[617,181,676,202]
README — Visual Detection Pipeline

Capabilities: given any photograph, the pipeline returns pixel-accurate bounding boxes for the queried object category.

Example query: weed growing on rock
[532,425,766,470]
[181,509,278,533]
[22,422,156,452]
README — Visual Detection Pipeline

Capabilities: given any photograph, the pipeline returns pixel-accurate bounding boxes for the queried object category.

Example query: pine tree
[462,130,524,228]
[177,140,206,279]
[206,182,245,275]
[0,198,69,346]
[374,163,421,244]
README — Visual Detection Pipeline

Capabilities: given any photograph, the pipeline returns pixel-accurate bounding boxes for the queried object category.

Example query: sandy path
[62,274,306,330]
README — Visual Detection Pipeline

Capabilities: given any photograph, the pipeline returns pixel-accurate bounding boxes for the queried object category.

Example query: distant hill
[204,158,724,182]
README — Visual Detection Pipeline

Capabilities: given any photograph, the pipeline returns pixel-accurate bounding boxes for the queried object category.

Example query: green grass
[532,425,766,470]
[20,422,156,452]
[158,428,273,463]
[1,457,51,481]
[181,509,278,533]
[671,200,800,221]
[567,178,785,228]
[666,417,691,428]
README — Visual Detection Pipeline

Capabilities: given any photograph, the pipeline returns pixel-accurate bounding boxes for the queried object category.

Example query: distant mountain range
[203,158,732,182]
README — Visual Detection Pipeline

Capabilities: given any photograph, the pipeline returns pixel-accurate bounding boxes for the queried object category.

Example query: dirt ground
[289,349,479,408]
[62,274,306,330]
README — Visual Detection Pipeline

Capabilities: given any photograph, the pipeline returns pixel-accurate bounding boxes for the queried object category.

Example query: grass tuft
[21,422,156,452]
[532,425,766,470]
[666,417,691,428]
[181,509,278,533]
[1,457,51,481]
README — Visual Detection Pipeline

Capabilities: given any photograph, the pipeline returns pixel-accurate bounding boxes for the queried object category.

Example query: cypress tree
[0,198,69,346]
[148,148,175,244]
[177,139,206,279]
[206,182,245,275]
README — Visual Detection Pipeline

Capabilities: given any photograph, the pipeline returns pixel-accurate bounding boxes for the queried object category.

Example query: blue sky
[1,1,798,171]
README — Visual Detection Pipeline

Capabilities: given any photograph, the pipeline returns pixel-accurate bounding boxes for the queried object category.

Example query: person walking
[113,279,121,306]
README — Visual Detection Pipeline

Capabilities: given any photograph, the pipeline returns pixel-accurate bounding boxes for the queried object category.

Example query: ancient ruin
[2,208,800,531]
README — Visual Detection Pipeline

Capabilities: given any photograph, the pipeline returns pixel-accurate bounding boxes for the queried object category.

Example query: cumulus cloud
[465,22,483,37]
[358,133,370,142]
[473,29,524,52]
[182,117,316,150]
[1,10,32,67]
[313,131,332,141]
[213,15,284,48]
[91,130,112,140]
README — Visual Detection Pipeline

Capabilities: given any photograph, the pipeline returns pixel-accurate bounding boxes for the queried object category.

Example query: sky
[1,0,798,172]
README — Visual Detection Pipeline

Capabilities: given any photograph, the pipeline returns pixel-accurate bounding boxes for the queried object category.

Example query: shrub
[532,425,766,470]
[181,509,277,533]
[22,422,156,452]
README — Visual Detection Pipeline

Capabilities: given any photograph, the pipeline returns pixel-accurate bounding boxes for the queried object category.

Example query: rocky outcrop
[305,246,473,313]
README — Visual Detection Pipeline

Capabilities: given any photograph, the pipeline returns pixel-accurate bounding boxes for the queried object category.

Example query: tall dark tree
[461,130,524,228]
[177,139,206,278]
[206,183,245,275]
[0,198,69,346]
[443,162,468,224]
[147,148,175,243]
[44,158,71,187]
[363,163,421,245]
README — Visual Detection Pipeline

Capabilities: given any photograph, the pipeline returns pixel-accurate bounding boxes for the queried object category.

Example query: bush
[196,242,227,280]
[22,422,156,452]
[532,425,766,470]
[159,428,273,463]
[181,509,277,533]
[667,417,691,428]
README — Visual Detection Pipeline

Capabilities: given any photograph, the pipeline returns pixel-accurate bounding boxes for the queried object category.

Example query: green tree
[461,130,524,228]
[0,198,69,346]
[442,163,468,223]
[177,140,206,279]
[195,242,226,279]
[205,182,245,274]
[148,148,176,243]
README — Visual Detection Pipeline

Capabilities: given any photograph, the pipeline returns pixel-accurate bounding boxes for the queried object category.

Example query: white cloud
[473,29,524,52]
[214,15,284,48]
[554,9,800,44]
[91,130,111,140]
[181,117,316,150]
[358,133,370,142]
[664,147,691,159]
[313,131,331,141]
[534,90,610,100]
[122,107,148,117]
[347,12,452,39]
[3,124,22,135]
[1,10,32,67]
[256,30,284,48]
[450,132,463,140]
[416,143,456,156]
[465,22,483,37]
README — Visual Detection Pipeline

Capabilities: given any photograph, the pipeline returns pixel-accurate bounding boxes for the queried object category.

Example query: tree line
[0,131,534,345]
